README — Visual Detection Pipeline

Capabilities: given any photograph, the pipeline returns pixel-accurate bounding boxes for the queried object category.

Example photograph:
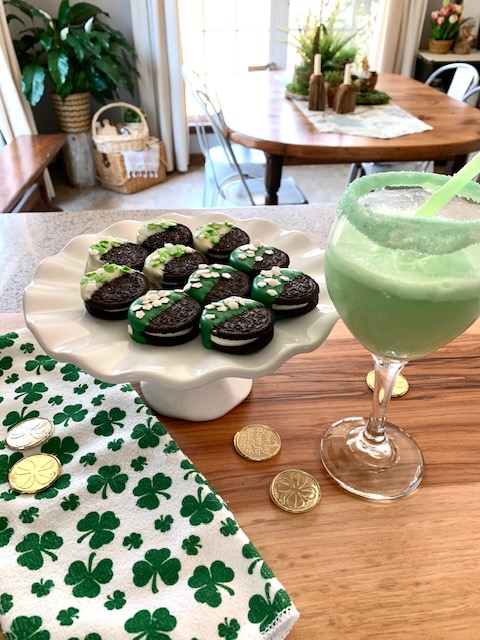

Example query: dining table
[218,71,480,204]
[1,206,480,639]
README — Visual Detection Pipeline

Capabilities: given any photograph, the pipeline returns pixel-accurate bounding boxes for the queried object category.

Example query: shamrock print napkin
[0,329,299,640]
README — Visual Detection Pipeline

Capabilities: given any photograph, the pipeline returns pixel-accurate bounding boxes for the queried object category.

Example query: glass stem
[364,355,407,444]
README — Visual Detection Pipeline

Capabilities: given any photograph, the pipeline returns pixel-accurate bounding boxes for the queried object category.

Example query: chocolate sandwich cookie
[80,264,150,320]
[229,240,290,278]
[86,236,149,272]
[193,220,250,263]
[184,263,251,305]
[128,289,202,346]
[251,267,319,318]
[143,243,203,288]
[200,296,275,354]
[137,218,194,252]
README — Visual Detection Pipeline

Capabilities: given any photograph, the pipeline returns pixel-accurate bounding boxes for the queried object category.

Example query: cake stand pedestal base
[140,377,253,421]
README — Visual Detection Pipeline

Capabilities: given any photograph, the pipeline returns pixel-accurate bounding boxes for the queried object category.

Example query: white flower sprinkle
[267,289,278,297]
[136,310,145,319]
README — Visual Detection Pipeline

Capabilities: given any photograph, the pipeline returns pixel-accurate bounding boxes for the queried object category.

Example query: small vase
[428,39,454,54]
[51,92,91,133]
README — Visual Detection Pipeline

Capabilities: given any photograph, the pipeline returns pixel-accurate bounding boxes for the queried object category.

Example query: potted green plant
[5,0,138,132]
[282,4,358,98]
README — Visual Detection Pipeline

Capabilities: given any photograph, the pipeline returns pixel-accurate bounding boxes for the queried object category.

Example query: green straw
[414,151,480,218]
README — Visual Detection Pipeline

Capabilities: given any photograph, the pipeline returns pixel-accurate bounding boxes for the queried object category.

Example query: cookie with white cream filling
[200,296,274,354]
[184,263,251,305]
[251,267,319,317]
[229,240,290,277]
[80,263,150,320]
[86,236,149,272]
[193,220,250,263]
[128,289,202,346]
[137,218,194,252]
[143,243,203,288]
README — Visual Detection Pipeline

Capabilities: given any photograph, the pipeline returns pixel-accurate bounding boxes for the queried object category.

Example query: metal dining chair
[182,66,308,207]
[347,63,480,183]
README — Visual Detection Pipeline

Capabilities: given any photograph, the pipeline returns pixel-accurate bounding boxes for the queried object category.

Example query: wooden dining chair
[347,63,480,184]
[182,66,308,207]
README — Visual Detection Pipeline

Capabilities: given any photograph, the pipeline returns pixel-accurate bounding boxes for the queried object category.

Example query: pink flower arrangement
[430,1,464,41]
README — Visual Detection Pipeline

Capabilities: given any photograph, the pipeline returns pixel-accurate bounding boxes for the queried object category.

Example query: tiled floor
[51,162,352,211]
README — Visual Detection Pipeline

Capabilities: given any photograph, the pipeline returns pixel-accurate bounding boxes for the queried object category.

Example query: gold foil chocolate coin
[4,417,54,450]
[8,453,61,494]
[366,370,409,397]
[269,469,321,513]
[233,424,282,461]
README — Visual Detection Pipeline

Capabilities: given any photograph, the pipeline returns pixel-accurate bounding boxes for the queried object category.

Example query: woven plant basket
[92,138,167,194]
[92,102,149,153]
[51,92,91,133]
[428,39,454,54]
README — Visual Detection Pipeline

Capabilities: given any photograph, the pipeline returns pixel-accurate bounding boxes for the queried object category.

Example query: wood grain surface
[1,314,479,639]
[0,135,65,212]
[219,72,480,164]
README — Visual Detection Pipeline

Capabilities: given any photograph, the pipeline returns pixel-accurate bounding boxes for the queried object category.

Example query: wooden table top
[0,134,66,212]
[219,71,480,165]
[1,313,479,639]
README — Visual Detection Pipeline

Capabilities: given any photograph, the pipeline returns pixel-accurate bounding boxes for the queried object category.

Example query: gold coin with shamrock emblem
[233,424,282,461]
[269,469,321,513]
[8,453,61,494]
[365,370,409,397]
[4,417,54,450]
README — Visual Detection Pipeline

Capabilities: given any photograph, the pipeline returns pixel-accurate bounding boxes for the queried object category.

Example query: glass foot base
[320,417,425,500]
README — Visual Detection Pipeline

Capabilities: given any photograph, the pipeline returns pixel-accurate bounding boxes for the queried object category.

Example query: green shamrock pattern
[0,329,298,638]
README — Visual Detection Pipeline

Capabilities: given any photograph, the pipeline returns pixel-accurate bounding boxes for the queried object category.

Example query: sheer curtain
[0,0,37,142]
[370,0,428,76]
[0,0,54,195]
[130,0,189,172]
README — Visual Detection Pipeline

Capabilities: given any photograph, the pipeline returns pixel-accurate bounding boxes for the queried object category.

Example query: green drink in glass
[321,171,480,500]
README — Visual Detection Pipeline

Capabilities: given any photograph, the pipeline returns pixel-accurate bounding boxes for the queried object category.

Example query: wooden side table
[0,134,66,213]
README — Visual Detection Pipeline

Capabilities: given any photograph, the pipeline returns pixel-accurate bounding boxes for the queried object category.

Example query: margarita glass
[321,171,480,500]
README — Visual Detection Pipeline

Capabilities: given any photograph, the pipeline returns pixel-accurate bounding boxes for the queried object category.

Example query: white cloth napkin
[123,142,160,178]
[293,99,433,139]
[0,329,299,640]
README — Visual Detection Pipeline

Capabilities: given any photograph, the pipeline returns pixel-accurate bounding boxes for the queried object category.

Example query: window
[179,0,380,87]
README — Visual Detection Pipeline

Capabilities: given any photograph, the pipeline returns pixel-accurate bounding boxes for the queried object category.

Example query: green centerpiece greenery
[5,0,138,106]
[283,4,358,97]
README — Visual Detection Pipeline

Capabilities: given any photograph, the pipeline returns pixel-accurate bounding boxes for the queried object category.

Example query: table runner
[293,99,433,139]
[0,329,299,640]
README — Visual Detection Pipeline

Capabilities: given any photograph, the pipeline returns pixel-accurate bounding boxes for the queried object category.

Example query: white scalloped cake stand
[24,214,338,421]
